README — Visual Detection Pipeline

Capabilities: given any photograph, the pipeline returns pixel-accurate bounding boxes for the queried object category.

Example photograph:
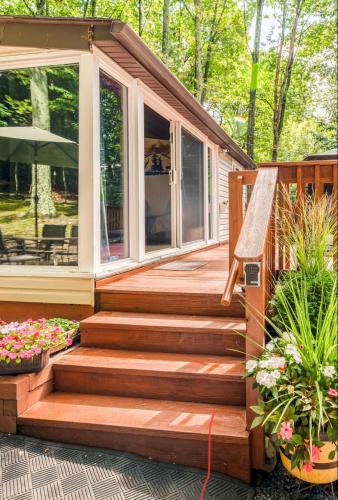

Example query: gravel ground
[254,461,337,500]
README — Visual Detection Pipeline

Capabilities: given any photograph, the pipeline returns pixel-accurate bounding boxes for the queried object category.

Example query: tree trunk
[200,0,227,105]
[91,0,96,16]
[194,0,203,101]
[246,0,264,160]
[29,67,56,218]
[162,0,170,56]
[138,0,143,36]
[201,0,219,105]
[272,0,303,161]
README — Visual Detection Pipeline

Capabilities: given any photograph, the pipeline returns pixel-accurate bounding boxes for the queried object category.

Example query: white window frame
[0,46,221,280]
[206,142,218,243]
[94,48,137,274]
[0,49,87,277]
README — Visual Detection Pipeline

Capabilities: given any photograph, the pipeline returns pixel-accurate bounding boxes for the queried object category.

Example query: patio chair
[0,228,41,264]
[24,224,67,264]
[57,224,78,265]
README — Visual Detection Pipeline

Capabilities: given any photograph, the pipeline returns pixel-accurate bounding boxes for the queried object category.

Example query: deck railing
[222,159,338,470]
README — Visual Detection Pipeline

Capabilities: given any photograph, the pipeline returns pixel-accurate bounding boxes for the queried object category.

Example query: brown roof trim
[0,16,255,169]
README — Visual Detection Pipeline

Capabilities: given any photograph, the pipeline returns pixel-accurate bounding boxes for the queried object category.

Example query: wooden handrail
[222,167,278,305]
[221,258,239,306]
[234,168,278,262]
[259,160,338,167]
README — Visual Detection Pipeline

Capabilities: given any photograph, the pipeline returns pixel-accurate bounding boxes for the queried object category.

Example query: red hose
[200,410,216,500]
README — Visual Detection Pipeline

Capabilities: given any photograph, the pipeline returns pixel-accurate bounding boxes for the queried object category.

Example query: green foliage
[247,273,338,471]
[271,270,337,335]
[0,0,336,161]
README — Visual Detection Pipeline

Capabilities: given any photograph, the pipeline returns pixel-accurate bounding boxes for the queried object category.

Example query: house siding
[217,152,246,242]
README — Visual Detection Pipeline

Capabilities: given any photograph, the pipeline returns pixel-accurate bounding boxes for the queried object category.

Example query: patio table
[14,236,77,266]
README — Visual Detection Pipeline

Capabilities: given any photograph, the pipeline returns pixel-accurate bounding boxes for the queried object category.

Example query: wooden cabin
[0,16,254,321]
[0,16,337,485]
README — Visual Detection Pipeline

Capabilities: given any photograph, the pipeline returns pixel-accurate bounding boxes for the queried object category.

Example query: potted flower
[46,318,80,355]
[246,274,337,484]
[0,319,74,374]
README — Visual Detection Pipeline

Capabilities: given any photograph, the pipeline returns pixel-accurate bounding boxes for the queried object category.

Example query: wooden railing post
[228,173,243,269]
[245,253,267,470]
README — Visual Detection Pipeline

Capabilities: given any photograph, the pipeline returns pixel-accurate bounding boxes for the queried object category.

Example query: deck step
[53,347,245,405]
[96,288,244,317]
[80,311,246,355]
[17,392,250,482]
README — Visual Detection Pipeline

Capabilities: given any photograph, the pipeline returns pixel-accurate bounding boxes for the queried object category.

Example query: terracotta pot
[280,441,338,484]
[0,350,49,375]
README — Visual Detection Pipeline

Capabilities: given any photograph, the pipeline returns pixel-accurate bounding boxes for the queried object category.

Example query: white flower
[246,359,258,373]
[287,385,295,394]
[285,344,302,364]
[282,332,296,344]
[322,365,335,378]
[266,341,275,352]
[259,356,286,370]
[256,369,279,388]
[271,370,281,380]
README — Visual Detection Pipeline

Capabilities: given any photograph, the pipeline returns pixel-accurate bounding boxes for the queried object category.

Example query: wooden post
[315,164,321,202]
[245,251,267,470]
[228,173,243,269]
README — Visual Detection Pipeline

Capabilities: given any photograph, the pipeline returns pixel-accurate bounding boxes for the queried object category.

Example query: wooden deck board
[96,244,233,296]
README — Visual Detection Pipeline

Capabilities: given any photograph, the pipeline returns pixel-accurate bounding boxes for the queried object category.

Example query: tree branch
[22,0,35,15]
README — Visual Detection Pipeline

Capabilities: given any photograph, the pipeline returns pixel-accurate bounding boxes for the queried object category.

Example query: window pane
[100,72,128,263]
[0,65,79,266]
[181,129,204,244]
[144,105,172,253]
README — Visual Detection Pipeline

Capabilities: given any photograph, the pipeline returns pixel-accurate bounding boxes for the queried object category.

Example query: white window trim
[0,47,222,281]
[0,50,86,277]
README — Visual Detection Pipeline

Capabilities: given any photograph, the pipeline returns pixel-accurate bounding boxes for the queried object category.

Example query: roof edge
[110,20,255,169]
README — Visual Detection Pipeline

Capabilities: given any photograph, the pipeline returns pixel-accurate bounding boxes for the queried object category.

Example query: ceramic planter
[280,441,338,484]
[0,350,49,375]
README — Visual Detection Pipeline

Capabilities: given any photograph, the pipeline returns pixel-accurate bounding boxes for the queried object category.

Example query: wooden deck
[96,245,244,317]
[97,245,232,295]
[18,243,251,482]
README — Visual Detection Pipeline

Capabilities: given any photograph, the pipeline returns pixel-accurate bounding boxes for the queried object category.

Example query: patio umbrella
[0,126,78,238]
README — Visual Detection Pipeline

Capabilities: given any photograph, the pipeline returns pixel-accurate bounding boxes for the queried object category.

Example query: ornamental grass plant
[271,191,337,335]
[246,274,337,471]
[246,191,337,472]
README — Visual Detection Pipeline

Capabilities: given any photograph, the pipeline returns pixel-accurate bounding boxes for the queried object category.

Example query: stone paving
[0,433,254,500]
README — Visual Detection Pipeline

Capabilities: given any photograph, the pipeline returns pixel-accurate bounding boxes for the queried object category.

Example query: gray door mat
[155,261,206,271]
[0,433,254,500]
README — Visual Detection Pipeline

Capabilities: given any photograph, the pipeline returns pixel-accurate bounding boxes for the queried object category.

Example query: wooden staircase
[17,247,252,483]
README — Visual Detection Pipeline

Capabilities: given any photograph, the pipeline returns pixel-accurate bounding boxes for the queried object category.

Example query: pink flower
[302,461,314,472]
[311,445,321,461]
[328,388,338,397]
[66,338,73,346]
[12,342,23,350]
[8,352,17,360]
[280,421,293,441]
[20,350,33,359]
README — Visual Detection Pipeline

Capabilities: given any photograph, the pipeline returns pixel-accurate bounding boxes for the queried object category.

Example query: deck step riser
[97,292,245,317]
[54,369,245,406]
[80,328,245,356]
[17,424,250,482]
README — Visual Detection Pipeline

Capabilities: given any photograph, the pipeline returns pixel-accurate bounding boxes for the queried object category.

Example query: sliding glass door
[144,105,173,253]
[181,128,205,244]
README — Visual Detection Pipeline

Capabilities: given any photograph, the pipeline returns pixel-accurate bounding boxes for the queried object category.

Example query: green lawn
[0,195,78,238]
